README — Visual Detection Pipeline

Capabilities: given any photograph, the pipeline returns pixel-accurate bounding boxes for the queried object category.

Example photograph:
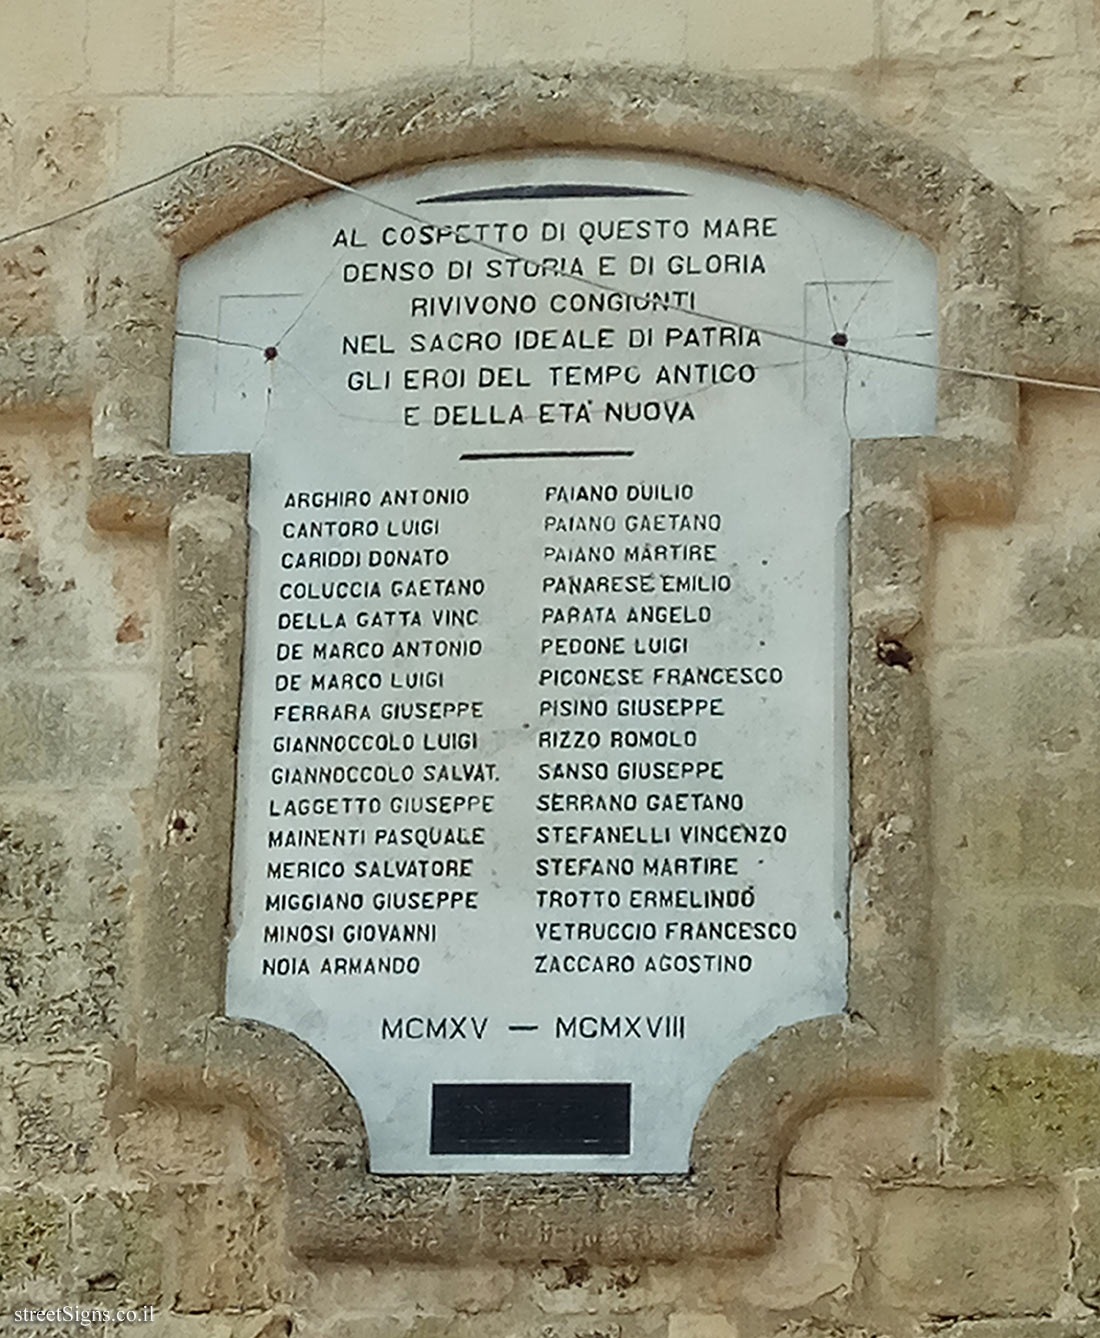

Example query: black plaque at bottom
[430,1082,631,1156]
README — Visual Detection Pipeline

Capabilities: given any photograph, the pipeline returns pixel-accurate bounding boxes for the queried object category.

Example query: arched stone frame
[48,65,1090,1260]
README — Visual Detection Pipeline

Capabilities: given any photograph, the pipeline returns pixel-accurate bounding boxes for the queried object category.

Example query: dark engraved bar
[430,1082,631,1156]
[418,183,689,204]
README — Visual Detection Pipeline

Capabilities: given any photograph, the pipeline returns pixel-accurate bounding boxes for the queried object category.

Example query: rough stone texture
[949,1048,1100,1175]
[0,1188,69,1298]
[71,1189,165,1305]
[168,1182,287,1313]
[1073,1177,1100,1312]
[0,243,57,337]
[784,1100,939,1181]
[1016,521,1100,638]
[871,1184,1064,1317]
[881,0,1081,63]
[945,894,1100,1040]
[668,1317,739,1338]
[935,1323,1100,1338]
[937,765,1100,891]
[933,644,1098,768]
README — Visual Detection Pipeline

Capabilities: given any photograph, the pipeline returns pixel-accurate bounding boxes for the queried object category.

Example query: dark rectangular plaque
[430,1082,631,1156]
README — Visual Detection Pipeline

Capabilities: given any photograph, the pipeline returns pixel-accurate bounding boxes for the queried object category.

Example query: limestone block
[0,243,57,337]
[948,1048,1100,1175]
[882,0,1080,62]
[473,0,684,66]
[683,0,874,70]
[14,106,112,218]
[0,675,154,785]
[668,1317,739,1338]
[932,644,1097,769]
[785,1099,939,1180]
[0,807,68,917]
[172,0,323,95]
[169,1183,287,1313]
[308,1261,514,1317]
[0,421,164,670]
[87,0,171,94]
[1016,524,1100,639]
[871,1183,1063,1316]
[524,1261,678,1315]
[850,497,928,597]
[1073,1177,1100,1310]
[934,1322,1100,1337]
[0,1188,69,1297]
[0,806,133,1045]
[0,0,86,98]
[1018,390,1100,521]
[318,1318,550,1338]
[71,1189,164,1305]
[116,1103,274,1182]
[13,1056,111,1176]
[324,0,472,87]
[931,521,1022,649]
[937,766,1100,891]
[944,895,1100,1039]
[735,1178,870,1311]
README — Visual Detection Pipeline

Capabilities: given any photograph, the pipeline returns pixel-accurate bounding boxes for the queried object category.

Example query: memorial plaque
[171,153,937,1172]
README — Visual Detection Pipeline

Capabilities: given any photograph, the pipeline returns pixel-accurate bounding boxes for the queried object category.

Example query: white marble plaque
[171,152,937,1173]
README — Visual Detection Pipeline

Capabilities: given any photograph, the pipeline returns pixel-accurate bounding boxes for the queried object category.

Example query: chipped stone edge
[59,63,1100,1260]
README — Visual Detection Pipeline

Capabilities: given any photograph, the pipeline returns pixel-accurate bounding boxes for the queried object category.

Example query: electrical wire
[2,137,1099,397]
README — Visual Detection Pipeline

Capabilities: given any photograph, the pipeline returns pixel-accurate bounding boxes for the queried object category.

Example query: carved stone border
[53,65,1094,1260]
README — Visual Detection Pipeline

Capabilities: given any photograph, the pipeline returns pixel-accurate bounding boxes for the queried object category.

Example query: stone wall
[3,1,1100,1335]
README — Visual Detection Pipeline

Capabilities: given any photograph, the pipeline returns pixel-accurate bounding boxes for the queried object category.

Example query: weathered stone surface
[0,1188,69,1295]
[882,0,1079,62]
[871,1184,1064,1317]
[115,1101,276,1183]
[87,0,172,94]
[668,1316,739,1338]
[937,766,1100,890]
[0,1,86,98]
[736,1178,871,1311]
[949,1048,1100,1174]
[71,1189,165,1304]
[169,1182,288,1313]
[1018,390,1100,521]
[933,644,1097,767]
[474,0,685,65]
[0,242,57,337]
[1016,524,1100,639]
[1073,1177,1100,1311]
[307,1261,515,1317]
[684,0,874,68]
[934,1322,1100,1338]
[323,0,472,86]
[173,0,323,96]
[785,1100,939,1181]
[0,676,154,784]
[931,521,1021,648]
[945,895,1100,1039]
[13,1055,111,1175]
